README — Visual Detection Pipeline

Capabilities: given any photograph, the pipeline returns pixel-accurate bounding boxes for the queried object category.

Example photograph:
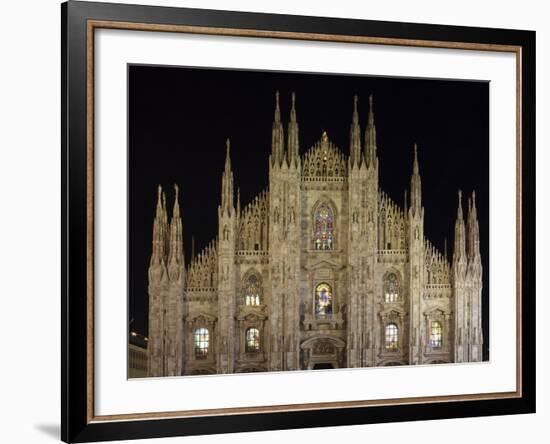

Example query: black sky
[128,64,489,360]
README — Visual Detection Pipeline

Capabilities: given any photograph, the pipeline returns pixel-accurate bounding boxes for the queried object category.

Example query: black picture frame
[61,1,536,442]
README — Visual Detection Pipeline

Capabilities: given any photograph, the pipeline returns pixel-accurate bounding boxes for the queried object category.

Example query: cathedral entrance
[312,363,334,370]
[300,337,345,370]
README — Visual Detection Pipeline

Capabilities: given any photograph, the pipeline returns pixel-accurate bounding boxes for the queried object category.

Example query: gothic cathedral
[146,92,483,376]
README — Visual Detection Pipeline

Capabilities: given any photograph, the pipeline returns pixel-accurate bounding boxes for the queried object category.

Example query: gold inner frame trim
[86,19,523,423]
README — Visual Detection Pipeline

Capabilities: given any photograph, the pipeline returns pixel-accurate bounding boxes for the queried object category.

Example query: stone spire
[364,94,378,168]
[150,185,167,266]
[409,144,422,216]
[287,92,299,167]
[349,95,361,168]
[167,184,185,281]
[220,138,234,217]
[148,184,169,286]
[236,187,241,217]
[453,190,467,264]
[271,91,285,167]
[467,190,481,261]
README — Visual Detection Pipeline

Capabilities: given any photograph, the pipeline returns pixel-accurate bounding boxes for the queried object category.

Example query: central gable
[301,131,347,178]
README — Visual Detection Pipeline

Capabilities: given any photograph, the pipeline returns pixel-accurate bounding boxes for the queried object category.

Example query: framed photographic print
[61,1,536,442]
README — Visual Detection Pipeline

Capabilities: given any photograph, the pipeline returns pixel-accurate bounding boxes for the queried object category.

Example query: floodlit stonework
[146,93,483,377]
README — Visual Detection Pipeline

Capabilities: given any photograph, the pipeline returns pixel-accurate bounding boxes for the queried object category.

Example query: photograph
[127,65,489,378]
[56,1,536,441]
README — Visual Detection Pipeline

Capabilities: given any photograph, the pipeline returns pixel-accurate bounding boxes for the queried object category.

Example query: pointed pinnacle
[368,94,374,124]
[352,95,359,124]
[274,90,280,122]
[290,92,296,122]
[413,143,419,174]
[224,138,231,170]
[471,190,478,219]
[156,184,163,209]
[457,190,463,219]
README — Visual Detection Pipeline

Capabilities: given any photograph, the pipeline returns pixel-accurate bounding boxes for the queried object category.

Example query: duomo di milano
[146,92,483,377]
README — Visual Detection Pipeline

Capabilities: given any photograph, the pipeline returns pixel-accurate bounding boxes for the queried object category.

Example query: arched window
[315,283,333,316]
[243,273,261,306]
[194,327,209,359]
[384,273,400,303]
[430,321,443,348]
[245,327,260,352]
[385,323,399,351]
[313,202,335,250]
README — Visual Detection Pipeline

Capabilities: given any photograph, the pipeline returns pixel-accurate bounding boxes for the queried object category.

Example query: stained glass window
[315,283,333,316]
[384,273,399,303]
[313,203,334,250]
[430,321,443,348]
[245,327,260,352]
[385,323,399,351]
[194,327,209,358]
[244,273,261,306]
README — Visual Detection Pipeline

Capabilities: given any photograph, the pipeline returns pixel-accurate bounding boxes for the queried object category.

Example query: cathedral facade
[146,92,483,377]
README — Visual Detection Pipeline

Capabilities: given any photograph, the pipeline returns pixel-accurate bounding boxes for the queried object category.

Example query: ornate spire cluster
[149,184,185,284]
[270,91,301,168]
[238,189,270,251]
[452,190,480,274]
[424,238,451,284]
[186,239,218,289]
[378,191,407,250]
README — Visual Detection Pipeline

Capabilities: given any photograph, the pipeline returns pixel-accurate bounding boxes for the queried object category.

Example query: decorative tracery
[384,273,400,303]
[237,189,269,251]
[301,134,347,179]
[243,272,262,306]
[313,202,335,250]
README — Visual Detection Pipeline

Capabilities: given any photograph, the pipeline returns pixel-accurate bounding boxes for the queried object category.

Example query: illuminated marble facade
[146,93,483,377]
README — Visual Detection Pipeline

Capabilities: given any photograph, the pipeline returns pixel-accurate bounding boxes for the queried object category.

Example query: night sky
[129,64,489,360]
